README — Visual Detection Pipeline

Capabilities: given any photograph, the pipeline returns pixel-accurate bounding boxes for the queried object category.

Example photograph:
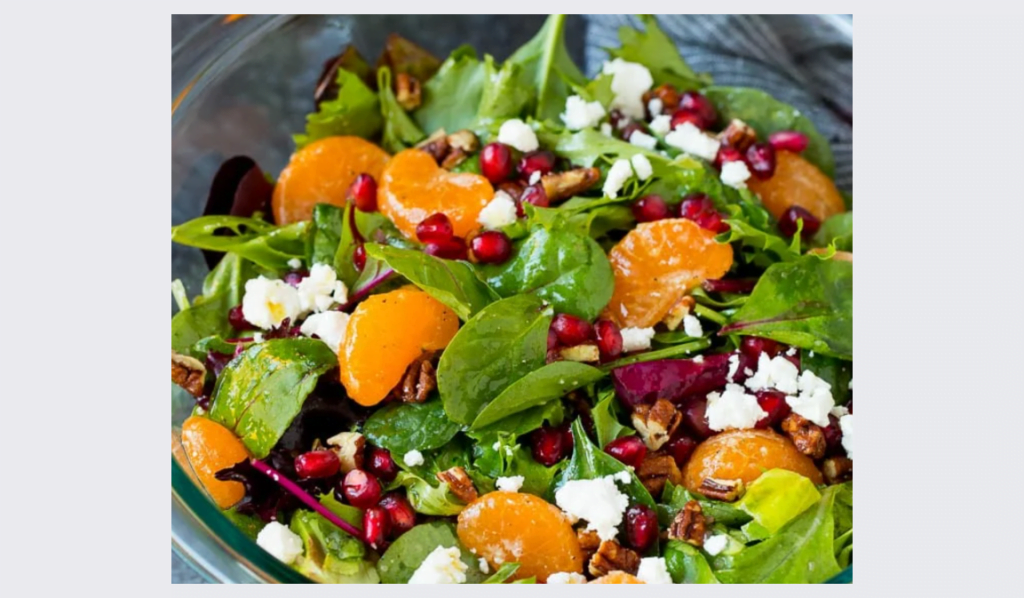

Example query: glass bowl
[171,14,853,584]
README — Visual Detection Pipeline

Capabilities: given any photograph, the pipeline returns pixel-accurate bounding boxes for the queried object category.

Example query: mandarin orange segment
[589,572,646,584]
[272,136,390,224]
[458,491,584,583]
[378,149,494,239]
[181,416,251,508]
[747,150,846,222]
[339,286,459,406]
[683,429,823,492]
[603,218,733,328]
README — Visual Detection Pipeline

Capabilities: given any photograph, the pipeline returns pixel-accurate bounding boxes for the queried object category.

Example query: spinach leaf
[437,295,552,425]
[664,540,720,584]
[592,390,634,449]
[471,361,604,429]
[364,244,498,321]
[599,338,711,371]
[172,254,256,357]
[392,471,466,516]
[723,255,853,360]
[480,227,613,320]
[378,67,426,153]
[802,349,852,404]
[483,563,521,583]
[554,419,654,508]
[475,55,532,128]
[208,339,338,457]
[310,203,359,287]
[703,86,835,177]
[171,216,309,271]
[472,433,563,497]
[413,45,486,134]
[814,211,853,252]
[289,510,379,584]
[377,521,486,584]
[659,482,752,529]
[294,68,382,148]
[363,398,463,457]
[468,400,565,439]
[502,14,586,122]
[608,15,712,91]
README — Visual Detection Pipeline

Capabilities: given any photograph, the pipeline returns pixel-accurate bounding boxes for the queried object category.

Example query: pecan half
[577,529,602,563]
[781,413,827,459]
[668,500,706,546]
[415,129,449,162]
[822,456,853,485]
[326,431,366,474]
[637,453,685,497]
[698,478,745,502]
[392,352,437,403]
[559,344,600,363]
[541,167,601,203]
[643,83,681,113]
[662,295,696,332]
[436,466,478,504]
[716,118,758,152]
[496,181,526,201]
[446,129,479,154]
[588,540,640,577]
[171,351,206,398]
[631,399,683,451]
[395,72,422,110]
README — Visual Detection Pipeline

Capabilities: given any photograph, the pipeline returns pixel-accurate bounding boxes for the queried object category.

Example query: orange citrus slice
[747,150,845,222]
[181,416,251,508]
[683,429,823,492]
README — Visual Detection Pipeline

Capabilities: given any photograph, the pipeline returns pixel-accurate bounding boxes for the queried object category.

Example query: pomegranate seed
[604,436,647,469]
[470,231,513,265]
[664,434,698,468]
[379,493,416,538]
[768,130,809,153]
[347,173,378,212]
[847,399,853,413]
[551,313,594,347]
[670,108,707,131]
[823,415,844,452]
[353,243,367,272]
[366,447,398,482]
[362,506,390,549]
[480,142,513,184]
[517,150,556,180]
[679,91,718,129]
[340,469,382,509]
[683,397,714,439]
[693,210,728,233]
[625,505,659,551]
[547,328,560,352]
[519,184,549,214]
[531,425,570,466]
[740,337,783,360]
[294,450,341,479]
[416,213,454,244]
[561,424,575,451]
[679,194,714,219]
[778,206,821,238]
[227,305,250,330]
[619,121,645,141]
[424,237,468,261]
[632,194,670,222]
[754,390,792,429]
[283,270,307,287]
[713,146,744,170]
[595,319,624,359]
[745,142,777,180]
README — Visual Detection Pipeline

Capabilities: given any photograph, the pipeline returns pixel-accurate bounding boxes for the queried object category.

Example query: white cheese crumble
[477,191,519,229]
[555,474,630,541]
[839,414,853,459]
[478,557,490,574]
[408,546,467,584]
[602,59,654,119]
[786,370,834,426]
[253,332,264,343]
[636,557,672,584]
[600,122,613,137]
[242,276,302,330]
[682,314,703,338]
[602,159,634,198]
[647,97,664,116]
[497,118,538,152]
[547,572,587,584]
[256,521,303,565]
[703,534,729,556]
[561,95,606,130]
[706,384,767,431]
[496,475,525,493]
[720,160,752,189]
[630,154,654,181]
[664,122,720,161]
[297,263,347,313]
[299,311,350,352]
[830,405,850,419]
[744,353,800,395]
[693,355,705,364]
[528,171,541,185]
[649,114,672,136]
[629,129,658,151]
[620,326,656,352]
[403,450,425,467]
[287,257,303,270]
[727,353,741,381]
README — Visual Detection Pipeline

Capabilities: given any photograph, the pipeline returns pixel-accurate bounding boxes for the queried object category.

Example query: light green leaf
[294,68,382,148]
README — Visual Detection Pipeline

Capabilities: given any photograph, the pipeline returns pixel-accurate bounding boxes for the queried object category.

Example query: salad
[171,14,852,584]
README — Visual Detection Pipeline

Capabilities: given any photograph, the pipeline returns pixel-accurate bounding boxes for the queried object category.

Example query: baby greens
[294,68,382,148]
[363,398,463,457]
[553,419,655,509]
[171,215,308,271]
[471,361,604,429]
[377,522,486,584]
[609,15,712,92]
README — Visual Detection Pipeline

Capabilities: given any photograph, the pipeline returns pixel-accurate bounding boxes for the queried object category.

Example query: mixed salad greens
[171,15,852,584]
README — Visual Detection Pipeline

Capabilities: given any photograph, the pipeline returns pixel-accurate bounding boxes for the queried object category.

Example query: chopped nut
[781,413,827,459]
[446,129,479,153]
[326,432,366,473]
[540,167,601,202]
[559,344,600,363]
[637,453,684,497]
[716,118,758,152]
[588,539,640,577]
[392,352,437,403]
[667,500,707,546]
[436,466,478,503]
[822,456,853,485]
[662,295,696,331]
[440,148,469,170]
[171,351,206,398]
[415,129,449,162]
[577,529,602,563]
[497,180,526,201]
[643,83,682,112]
[631,399,683,451]
[698,478,745,502]
[395,72,422,110]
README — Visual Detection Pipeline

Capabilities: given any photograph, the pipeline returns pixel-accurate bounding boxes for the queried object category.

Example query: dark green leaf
[378,67,426,153]
[468,400,565,439]
[802,350,852,405]
[472,432,563,497]
[363,398,463,457]
[554,419,654,508]
[483,563,521,583]
[172,254,256,357]
[171,216,309,271]
[591,390,634,449]
[659,482,752,529]
[289,510,378,584]
[665,540,720,584]
[608,15,712,91]
[471,362,604,429]
[599,338,711,372]
[377,521,487,584]
[503,14,586,122]
[294,68,382,148]
[414,46,486,134]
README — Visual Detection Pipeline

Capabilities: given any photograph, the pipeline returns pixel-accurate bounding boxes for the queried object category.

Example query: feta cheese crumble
[630,154,653,181]
[299,311,350,352]
[478,557,490,574]
[555,474,630,541]
[649,114,672,136]
[830,405,850,419]
[297,263,347,313]
[727,353,741,381]
[602,159,634,198]
[497,118,538,152]
[664,122,720,161]
[528,171,541,185]
[839,414,853,459]
[561,95,606,130]
[477,191,519,229]
[408,546,467,584]
[620,326,656,352]
[242,276,301,330]
[287,257,303,270]
[693,355,705,364]
[745,353,800,395]
[636,557,672,584]
[403,450,425,467]
[496,475,525,493]
[547,572,587,584]
[600,122,614,137]
[720,160,752,189]
[647,97,664,116]
[602,59,654,119]
[682,314,703,338]
[706,384,767,431]
[786,370,834,426]
[629,129,658,151]
[256,521,303,565]
[703,534,729,556]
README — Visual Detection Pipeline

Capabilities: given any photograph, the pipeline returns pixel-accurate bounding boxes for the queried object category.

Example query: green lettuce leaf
[591,390,634,449]
[814,212,853,252]
[501,14,586,122]
[294,67,382,148]
[170,216,309,271]
[471,430,563,497]
[664,540,720,584]
[414,45,486,134]
[171,254,256,357]
[735,469,822,541]
[475,55,533,128]
[608,15,712,91]
[392,471,466,516]
[289,510,378,584]
[378,67,426,153]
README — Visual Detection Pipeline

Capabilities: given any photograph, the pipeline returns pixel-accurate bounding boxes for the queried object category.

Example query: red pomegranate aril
[608,109,627,129]
[379,493,416,538]
[619,121,646,142]
[768,130,809,153]
[531,425,570,466]
[713,146,744,170]
[754,390,792,429]
[227,305,250,331]
[595,319,624,359]
[745,142,777,180]
[517,150,556,179]
[664,434,698,468]
[518,184,549,214]
[362,506,390,549]
[551,313,595,347]
[366,446,398,482]
[480,142,514,184]
[823,414,844,452]
[416,213,454,244]
[604,436,647,470]
[347,173,378,212]
[353,243,367,272]
[470,230,513,264]
[424,236,468,260]
[740,336,783,360]
[625,505,659,551]
[683,397,715,439]
[679,91,718,129]
[294,450,341,480]
[670,108,707,131]
[632,194,670,223]
[778,206,821,238]
[340,469,382,509]
[693,209,728,233]
[679,194,714,219]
